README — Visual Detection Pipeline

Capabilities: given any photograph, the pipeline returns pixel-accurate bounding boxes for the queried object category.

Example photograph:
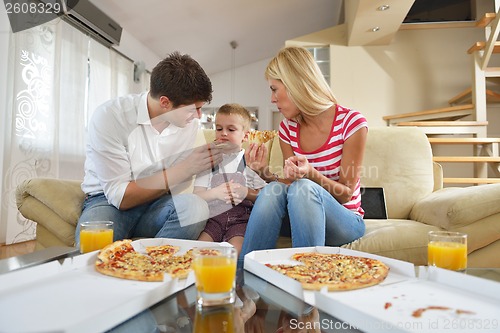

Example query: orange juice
[194,306,234,333]
[193,256,236,293]
[80,228,113,253]
[428,241,467,271]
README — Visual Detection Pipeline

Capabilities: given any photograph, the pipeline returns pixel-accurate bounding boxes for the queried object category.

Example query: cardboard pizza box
[244,246,500,333]
[244,246,415,305]
[0,238,231,333]
[315,265,500,333]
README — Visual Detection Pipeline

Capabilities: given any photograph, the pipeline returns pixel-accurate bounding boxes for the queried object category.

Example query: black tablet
[360,187,388,219]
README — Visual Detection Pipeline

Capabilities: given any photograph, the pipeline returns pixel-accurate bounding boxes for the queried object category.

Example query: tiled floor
[0,240,36,260]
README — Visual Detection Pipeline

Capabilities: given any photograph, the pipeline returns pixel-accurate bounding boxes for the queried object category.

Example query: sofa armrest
[409,183,500,229]
[16,178,85,246]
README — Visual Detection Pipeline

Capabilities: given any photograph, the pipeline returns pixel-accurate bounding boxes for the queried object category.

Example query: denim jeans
[75,192,208,247]
[240,179,365,259]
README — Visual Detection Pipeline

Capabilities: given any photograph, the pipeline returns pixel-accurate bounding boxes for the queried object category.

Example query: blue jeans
[240,179,365,259]
[75,192,208,247]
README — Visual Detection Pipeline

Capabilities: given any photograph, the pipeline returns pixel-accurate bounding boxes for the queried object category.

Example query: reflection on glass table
[108,268,361,333]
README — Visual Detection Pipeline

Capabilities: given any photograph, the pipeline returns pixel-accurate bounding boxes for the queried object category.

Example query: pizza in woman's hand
[247,130,277,145]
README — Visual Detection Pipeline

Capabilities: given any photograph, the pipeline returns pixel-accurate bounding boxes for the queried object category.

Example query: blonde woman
[241,46,368,258]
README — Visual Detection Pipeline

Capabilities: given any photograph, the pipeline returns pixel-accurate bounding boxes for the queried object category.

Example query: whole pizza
[94,239,215,282]
[266,252,390,291]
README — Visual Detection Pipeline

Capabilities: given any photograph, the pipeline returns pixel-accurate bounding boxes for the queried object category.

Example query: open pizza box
[0,238,232,333]
[244,247,500,333]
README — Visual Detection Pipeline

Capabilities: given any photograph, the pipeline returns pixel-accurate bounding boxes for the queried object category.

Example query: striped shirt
[279,104,368,215]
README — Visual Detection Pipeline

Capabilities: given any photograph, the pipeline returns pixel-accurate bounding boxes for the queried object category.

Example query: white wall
[209,58,275,130]
[290,24,500,180]
[113,29,160,73]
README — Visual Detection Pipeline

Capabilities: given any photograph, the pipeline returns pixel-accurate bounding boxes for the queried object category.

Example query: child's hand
[211,182,231,202]
[211,181,247,204]
[225,181,248,205]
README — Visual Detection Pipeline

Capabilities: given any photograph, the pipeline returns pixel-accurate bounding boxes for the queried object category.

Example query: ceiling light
[371,27,380,32]
[377,5,390,11]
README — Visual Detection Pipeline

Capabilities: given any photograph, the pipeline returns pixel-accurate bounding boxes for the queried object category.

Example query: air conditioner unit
[62,0,122,46]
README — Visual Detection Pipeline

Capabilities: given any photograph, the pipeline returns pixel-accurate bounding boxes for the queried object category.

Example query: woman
[241,46,368,258]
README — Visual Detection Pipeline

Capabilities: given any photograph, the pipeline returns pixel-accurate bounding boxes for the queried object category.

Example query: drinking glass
[79,221,114,253]
[192,247,237,306]
[428,231,467,271]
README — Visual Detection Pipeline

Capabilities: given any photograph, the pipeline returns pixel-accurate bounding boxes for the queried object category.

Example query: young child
[194,103,266,254]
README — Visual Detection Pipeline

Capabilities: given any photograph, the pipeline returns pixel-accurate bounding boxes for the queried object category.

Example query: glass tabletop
[108,266,500,333]
[108,268,360,333]
[1,248,498,333]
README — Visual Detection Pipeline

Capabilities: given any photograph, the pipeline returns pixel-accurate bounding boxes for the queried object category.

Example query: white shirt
[82,92,202,208]
[194,150,267,191]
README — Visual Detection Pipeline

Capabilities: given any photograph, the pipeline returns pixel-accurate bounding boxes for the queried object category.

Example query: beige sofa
[16,127,500,267]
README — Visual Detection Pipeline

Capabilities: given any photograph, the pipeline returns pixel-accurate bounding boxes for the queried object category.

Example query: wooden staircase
[384,10,500,186]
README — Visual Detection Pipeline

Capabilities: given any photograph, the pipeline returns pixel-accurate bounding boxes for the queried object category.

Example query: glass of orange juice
[194,304,235,333]
[192,247,237,307]
[428,231,467,271]
[79,221,114,253]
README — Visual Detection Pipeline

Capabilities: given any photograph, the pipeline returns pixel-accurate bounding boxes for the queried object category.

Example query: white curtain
[1,19,140,244]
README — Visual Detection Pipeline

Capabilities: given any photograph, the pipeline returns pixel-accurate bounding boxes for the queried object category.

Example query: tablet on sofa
[360,187,387,219]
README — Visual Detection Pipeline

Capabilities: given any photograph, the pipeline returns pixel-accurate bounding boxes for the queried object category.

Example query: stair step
[383,104,473,125]
[475,13,496,28]
[467,41,500,54]
[396,121,487,126]
[396,121,488,135]
[433,156,500,163]
[428,137,500,144]
[443,177,500,184]
[448,88,500,105]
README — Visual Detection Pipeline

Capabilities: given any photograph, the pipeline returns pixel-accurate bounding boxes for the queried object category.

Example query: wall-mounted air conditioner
[62,0,122,46]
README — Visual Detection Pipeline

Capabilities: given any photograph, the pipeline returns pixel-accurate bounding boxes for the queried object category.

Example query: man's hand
[184,143,223,176]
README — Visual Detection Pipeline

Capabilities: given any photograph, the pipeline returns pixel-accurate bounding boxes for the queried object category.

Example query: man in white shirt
[76,52,223,246]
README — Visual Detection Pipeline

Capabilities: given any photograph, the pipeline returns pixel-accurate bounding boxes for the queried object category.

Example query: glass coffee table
[1,248,498,333]
[108,267,500,333]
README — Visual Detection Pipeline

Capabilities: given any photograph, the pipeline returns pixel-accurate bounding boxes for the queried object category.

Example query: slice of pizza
[96,239,135,264]
[145,244,180,260]
[159,252,194,279]
[95,240,166,282]
[247,130,277,144]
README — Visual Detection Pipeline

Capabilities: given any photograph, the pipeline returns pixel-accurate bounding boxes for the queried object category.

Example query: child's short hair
[216,103,252,130]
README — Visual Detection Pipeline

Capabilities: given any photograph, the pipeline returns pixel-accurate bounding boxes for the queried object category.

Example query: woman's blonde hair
[265,46,336,122]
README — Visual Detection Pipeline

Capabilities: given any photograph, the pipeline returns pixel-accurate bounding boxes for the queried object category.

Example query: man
[76,52,223,246]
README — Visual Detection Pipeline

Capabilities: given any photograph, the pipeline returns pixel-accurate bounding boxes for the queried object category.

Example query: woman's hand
[244,143,269,174]
[283,155,310,181]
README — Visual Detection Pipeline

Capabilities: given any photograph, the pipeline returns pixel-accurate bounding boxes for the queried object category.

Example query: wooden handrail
[382,104,473,121]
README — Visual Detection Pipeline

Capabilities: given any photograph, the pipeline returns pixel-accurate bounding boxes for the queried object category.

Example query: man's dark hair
[149,51,213,106]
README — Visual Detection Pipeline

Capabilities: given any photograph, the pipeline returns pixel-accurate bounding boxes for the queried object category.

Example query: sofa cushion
[16,178,84,226]
[360,127,434,220]
[410,184,500,229]
[341,219,440,265]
